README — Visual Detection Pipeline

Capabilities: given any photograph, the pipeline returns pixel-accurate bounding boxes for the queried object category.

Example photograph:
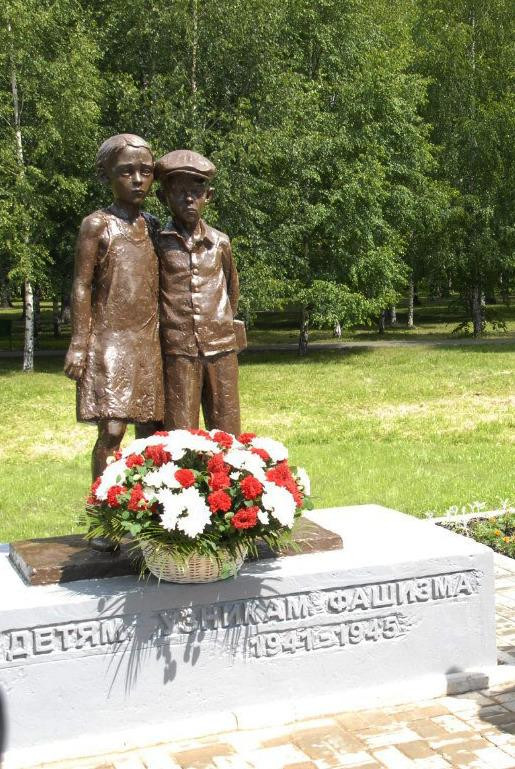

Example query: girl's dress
[77,208,164,423]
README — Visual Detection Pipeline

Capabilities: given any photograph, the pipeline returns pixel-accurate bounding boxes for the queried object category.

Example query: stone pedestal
[0,506,497,768]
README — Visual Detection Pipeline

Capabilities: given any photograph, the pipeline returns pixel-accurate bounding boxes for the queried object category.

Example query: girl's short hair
[95,134,153,180]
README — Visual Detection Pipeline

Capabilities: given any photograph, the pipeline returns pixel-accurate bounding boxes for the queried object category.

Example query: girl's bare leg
[90,419,126,552]
[92,419,127,481]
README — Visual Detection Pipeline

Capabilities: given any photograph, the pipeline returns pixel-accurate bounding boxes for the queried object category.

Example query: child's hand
[64,346,87,381]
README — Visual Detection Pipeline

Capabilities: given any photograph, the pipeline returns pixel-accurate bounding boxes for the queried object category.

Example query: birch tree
[0,0,101,367]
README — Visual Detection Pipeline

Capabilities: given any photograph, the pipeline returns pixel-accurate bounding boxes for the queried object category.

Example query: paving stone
[472,745,515,768]
[396,741,437,760]
[113,759,146,769]
[410,758,452,769]
[241,744,311,769]
[288,724,366,759]
[411,720,454,741]
[360,726,421,749]
[327,752,378,767]
[139,747,182,768]
[372,745,415,768]
[211,757,255,769]
[430,715,473,734]
[170,743,234,769]
[393,705,450,723]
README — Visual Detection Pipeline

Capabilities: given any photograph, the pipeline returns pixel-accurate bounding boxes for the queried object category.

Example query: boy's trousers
[164,351,241,436]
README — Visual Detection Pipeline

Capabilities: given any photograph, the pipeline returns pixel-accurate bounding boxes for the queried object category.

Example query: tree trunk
[407,277,415,328]
[23,280,34,372]
[60,293,71,323]
[378,310,386,334]
[0,278,11,308]
[471,285,483,337]
[499,273,510,305]
[52,296,61,337]
[9,20,33,371]
[298,307,309,355]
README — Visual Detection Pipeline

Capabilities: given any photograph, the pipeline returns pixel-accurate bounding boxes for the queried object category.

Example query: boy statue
[155,149,244,435]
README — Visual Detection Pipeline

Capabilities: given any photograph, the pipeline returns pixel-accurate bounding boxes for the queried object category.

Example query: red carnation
[154,430,169,437]
[189,428,211,438]
[238,432,256,444]
[126,453,144,468]
[209,471,231,491]
[266,462,303,508]
[144,444,171,467]
[251,447,270,462]
[287,480,304,508]
[114,450,122,461]
[107,485,126,508]
[175,468,196,488]
[87,476,101,504]
[127,483,146,511]
[208,490,232,514]
[231,506,258,529]
[207,453,229,474]
[213,430,233,448]
[266,461,294,486]
[240,475,264,500]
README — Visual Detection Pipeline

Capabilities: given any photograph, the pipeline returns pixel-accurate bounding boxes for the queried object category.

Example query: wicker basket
[141,543,247,583]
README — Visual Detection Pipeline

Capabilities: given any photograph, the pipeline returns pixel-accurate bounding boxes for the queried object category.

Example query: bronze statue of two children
[64,135,243,548]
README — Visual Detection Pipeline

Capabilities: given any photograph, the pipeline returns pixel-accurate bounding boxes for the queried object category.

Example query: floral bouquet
[85,429,312,581]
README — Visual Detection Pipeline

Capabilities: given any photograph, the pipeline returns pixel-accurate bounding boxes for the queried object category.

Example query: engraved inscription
[0,569,481,666]
[248,613,416,658]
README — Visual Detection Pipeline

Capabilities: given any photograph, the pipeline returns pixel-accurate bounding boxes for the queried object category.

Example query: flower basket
[141,543,248,583]
[85,428,312,582]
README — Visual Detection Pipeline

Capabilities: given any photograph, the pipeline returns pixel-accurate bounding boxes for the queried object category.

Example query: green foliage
[0,0,512,331]
[414,0,515,327]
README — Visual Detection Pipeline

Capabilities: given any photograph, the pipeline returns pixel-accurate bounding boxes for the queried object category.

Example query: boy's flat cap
[155,149,216,181]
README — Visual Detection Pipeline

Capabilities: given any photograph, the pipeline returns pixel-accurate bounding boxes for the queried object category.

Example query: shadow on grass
[0,357,65,377]
[240,347,373,366]
[436,341,515,354]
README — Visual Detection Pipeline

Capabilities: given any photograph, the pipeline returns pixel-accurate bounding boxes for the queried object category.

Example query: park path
[32,555,515,769]
[1,334,514,359]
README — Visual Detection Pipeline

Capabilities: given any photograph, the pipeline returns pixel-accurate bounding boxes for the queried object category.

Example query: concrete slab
[0,505,497,768]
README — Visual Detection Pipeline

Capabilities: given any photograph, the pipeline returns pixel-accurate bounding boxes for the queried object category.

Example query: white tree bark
[407,277,414,328]
[23,280,34,371]
[9,20,34,370]
[471,284,483,337]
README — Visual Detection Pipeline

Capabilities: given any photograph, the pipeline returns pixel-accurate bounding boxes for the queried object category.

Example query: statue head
[96,134,154,207]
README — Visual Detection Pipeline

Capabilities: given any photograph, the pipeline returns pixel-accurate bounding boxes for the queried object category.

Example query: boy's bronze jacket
[158,219,239,356]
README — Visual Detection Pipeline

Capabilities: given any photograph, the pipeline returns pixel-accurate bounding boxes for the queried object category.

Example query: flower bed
[85,429,312,577]
[437,512,514,559]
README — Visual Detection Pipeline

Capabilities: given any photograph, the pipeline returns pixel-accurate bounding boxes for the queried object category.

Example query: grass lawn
[1,344,513,542]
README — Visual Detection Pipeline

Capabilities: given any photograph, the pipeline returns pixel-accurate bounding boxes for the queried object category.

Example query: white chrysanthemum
[157,487,211,539]
[250,437,288,463]
[143,487,158,504]
[261,481,296,528]
[257,509,269,525]
[121,434,171,458]
[120,438,148,458]
[224,449,266,482]
[157,488,183,530]
[162,429,218,455]
[143,462,181,489]
[96,459,127,500]
[294,467,310,496]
